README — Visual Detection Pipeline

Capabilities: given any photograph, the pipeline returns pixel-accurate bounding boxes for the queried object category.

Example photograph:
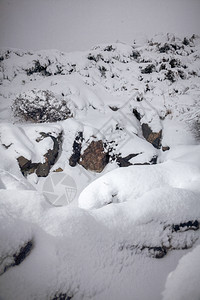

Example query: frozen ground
[0,33,200,299]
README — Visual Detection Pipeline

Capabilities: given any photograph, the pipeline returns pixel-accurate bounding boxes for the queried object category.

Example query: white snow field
[0,34,200,299]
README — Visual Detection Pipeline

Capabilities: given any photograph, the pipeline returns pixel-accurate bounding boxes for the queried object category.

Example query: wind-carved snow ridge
[0,33,200,300]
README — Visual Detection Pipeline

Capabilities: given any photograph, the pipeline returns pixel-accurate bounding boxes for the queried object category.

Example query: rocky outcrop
[69,134,109,173]
[17,132,62,177]
[142,123,162,149]
[132,107,162,149]
[79,140,109,173]
[69,132,83,167]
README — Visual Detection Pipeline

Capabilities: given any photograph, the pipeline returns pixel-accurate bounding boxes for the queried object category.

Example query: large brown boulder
[79,140,109,173]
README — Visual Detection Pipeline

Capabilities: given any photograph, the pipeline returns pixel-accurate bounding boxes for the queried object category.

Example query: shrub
[165,70,176,82]
[141,64,156,74]
[12,90,72,123]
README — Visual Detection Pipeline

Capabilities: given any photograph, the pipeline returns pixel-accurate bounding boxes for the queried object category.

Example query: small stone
[109,106,119,111]
[53,167,63,172]
[162,146,170,152]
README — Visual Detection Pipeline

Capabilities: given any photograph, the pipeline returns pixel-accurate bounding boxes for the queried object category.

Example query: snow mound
[78,160,200,209]
[162,245,200,300]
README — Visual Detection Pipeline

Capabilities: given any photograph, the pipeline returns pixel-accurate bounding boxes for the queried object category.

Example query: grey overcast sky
[0,0,200,53]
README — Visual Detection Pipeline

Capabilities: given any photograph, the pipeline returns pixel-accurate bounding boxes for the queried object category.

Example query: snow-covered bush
[12,90,72,123]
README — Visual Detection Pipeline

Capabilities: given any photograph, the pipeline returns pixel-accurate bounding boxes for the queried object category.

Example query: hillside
[0,33,200,300]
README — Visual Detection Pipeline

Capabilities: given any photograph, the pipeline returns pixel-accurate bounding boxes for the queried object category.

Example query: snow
[0,34,200,299]
[79,160,200,210]
[162,245,200,300]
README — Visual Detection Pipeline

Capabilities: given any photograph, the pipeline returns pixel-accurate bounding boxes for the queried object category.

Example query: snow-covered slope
[0,33,200,300]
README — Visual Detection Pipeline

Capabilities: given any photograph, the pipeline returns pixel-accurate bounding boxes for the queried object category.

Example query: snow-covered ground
[0,33,200,299]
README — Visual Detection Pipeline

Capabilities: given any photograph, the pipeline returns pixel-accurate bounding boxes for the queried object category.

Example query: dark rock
[17,156,39,176]
[14,240,33,266]
[17,156,31,172]
[150,155,158,164]
[44,135,60,165]
[172,220,199,232]
[2,240,33,275]
[28,163,40,175]
[116,153,141,167]
[34,132,62,177]
[79,140,109,173]
[141,124,155,142]
[162,146,170,152]
[132,109,141,121]
[109,106,119,111]
[36,161,50,177]
[69,132,83,167]
[17,133,62,177]
[142,123,162,149]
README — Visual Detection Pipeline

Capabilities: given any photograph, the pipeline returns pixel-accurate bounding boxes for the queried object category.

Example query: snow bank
[79,160,200,209]
[162,245,200,300]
